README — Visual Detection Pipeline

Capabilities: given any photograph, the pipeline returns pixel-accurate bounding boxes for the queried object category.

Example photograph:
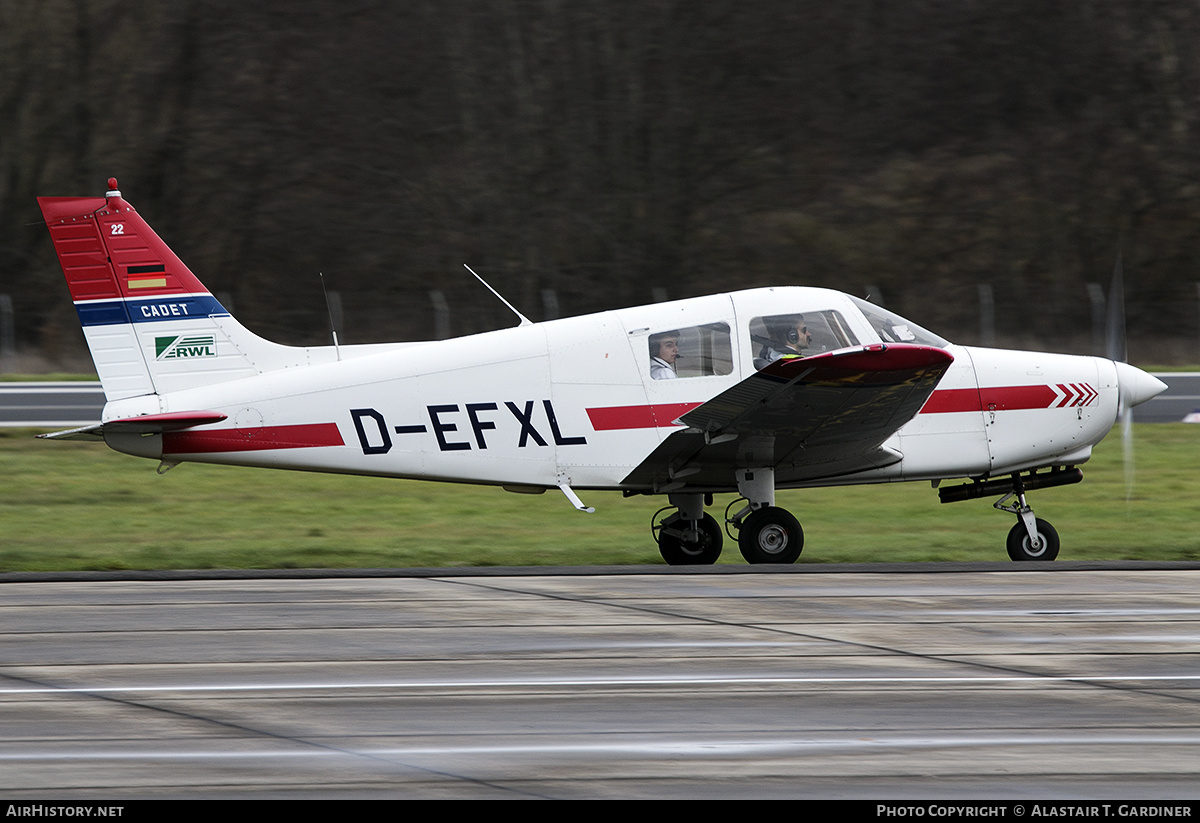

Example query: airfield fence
[3,283,1200,375]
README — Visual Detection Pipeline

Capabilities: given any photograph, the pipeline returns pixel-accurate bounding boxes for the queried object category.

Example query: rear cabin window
[749,310,858,369]
[647,323,733,380]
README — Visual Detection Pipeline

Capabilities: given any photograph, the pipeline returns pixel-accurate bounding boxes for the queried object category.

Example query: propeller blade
[1106,253,1127,364]
[1121,405,1135,505]
[1106,253,1132,503]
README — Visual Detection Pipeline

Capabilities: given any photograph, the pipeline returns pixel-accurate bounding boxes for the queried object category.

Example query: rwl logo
[155,334,217,360]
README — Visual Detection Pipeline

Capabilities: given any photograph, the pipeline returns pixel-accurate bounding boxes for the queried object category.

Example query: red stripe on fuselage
[591,385,1072,429]
[163,423,344,454]
[586,403,703,431]
[920,388,982,413]
[921,385,1066,414]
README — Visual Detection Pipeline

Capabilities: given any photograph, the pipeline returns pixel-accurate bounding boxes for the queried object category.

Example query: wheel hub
[757,524,790,554]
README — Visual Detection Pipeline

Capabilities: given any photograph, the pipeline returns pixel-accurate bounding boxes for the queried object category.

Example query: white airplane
[37,179,1167,565]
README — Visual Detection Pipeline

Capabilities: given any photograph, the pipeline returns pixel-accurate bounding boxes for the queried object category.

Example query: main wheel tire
[1006,518,1060,561]
[738,506,804,564]
[658,512,723,565]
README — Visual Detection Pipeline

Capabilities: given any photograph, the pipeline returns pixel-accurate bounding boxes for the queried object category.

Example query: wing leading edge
[622,343,954,491]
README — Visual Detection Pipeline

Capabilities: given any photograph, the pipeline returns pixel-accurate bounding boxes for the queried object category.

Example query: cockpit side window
[647,322,733,380]
[849,296,948,347]
[749,310,858,369]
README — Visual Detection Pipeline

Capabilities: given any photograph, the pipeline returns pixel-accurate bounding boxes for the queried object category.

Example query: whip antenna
[319,272,342,360]
[464,264,532,327]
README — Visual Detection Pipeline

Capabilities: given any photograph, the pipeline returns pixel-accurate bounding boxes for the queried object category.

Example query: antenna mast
[319,272,341,360]
[464,264,533,327]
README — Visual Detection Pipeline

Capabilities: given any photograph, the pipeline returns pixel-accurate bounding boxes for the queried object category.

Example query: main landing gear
[939,467,1081,562]
[651,468,805,566]
[653,493,724,565]
[729,503,804,564]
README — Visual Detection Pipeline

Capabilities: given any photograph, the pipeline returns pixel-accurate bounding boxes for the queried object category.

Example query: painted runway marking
[3,732,1200,761]
[2,673,1199,695]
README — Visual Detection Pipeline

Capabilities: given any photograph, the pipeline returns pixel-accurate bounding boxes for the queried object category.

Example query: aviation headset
[766,316,805,345]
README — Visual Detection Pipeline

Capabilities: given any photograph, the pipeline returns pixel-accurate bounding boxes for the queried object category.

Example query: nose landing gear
[939,468,1077,561]
[1005,516,1060,561]
[995,474,1060,561]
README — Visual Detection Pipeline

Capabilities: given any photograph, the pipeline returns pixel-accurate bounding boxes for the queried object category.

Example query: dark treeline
[3,0,1198,362]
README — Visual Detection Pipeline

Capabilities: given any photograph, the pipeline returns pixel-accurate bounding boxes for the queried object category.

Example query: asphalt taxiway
[1,563,1199,799]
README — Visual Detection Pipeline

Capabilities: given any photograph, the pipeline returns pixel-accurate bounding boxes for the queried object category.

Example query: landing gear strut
[653,493,723,565]
[651,470,806,566]
[727,467,804,565]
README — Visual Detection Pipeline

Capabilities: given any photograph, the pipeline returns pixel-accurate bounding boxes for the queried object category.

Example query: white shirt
[650,356,677,380]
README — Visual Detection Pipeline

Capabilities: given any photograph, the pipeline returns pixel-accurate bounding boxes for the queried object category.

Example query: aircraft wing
[621,343,954,490]
[37,411,228,442]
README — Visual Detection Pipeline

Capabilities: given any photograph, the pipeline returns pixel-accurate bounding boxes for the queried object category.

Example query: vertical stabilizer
[39,179,294,400]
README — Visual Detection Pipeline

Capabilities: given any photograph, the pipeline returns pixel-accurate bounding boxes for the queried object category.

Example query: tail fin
[39,178,296,401]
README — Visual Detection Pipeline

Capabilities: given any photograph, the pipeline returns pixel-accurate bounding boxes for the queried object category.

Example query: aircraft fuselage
[102,288,1128,493]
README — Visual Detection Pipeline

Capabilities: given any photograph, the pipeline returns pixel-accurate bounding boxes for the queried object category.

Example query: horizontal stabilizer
[37,424,106,442]
[37,410,227,442]
[102,411,228,431]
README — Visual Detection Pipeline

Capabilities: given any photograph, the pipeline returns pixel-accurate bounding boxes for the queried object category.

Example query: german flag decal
[127,264,167,290]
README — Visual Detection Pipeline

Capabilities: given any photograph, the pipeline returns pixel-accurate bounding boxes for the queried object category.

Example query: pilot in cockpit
[649,330,680,379]
[756,315,811,368]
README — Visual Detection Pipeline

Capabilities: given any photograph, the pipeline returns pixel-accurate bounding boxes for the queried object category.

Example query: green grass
[2,424,1198,571]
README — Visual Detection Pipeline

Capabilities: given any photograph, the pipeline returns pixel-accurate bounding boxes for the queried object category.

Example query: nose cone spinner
[1114,361,1167,410]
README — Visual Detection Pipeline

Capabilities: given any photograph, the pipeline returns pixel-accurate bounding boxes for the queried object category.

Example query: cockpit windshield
[849,296,948,348]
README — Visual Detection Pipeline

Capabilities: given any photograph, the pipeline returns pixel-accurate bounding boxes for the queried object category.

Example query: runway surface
[1,565,1199,799]
[0,382,104,427]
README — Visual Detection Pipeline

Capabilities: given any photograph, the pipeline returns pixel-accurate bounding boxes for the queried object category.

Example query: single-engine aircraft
[36,179,1167,565]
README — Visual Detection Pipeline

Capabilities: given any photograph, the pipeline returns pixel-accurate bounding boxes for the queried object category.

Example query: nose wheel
[1006,517,1059,561]
[995,473,1061,562]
